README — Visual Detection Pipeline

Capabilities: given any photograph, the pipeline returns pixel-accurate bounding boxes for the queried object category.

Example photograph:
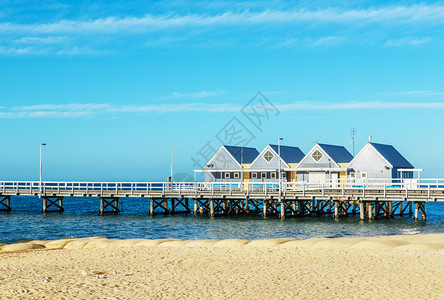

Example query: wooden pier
[0,179,442,220]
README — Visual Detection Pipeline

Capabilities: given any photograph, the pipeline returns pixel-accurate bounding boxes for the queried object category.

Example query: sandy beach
[1,234,443,299]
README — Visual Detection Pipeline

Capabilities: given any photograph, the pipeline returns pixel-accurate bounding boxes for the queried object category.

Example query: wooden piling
[414,202,419,221]
[334,201,339,218]
[0,196,11,212]
[360,202,365,220]
[149,198,154,216]
[263,199,267,217]
[421,202,427,221]
[388,201,393,218]
[367,202,373,220]
[209,198,214,217]
[280,201,285,219]
[43,196,64,214]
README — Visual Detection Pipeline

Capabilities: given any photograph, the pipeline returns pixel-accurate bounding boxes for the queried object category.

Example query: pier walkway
[1,179,443,220]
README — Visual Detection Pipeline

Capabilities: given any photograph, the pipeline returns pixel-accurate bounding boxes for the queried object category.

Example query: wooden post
[0,196,12,212]
[298,200,303,216]
[114,198,119,213]
[334,201,339,218]
[209,198,214,217]
[388,201,393,218]
[374,201,379,219]
[280,201,285,219]
[149,198,154,216]
[170,198,175,214]
[414,202,419,221]
[367,202,373,220]
[292,200,296,216]
[360,202,365,221]
[409,201,413,215]
[245,198,249,214]
[263,199,267,217]
[163,198,169,214]
[43,197,47,214]
[193,199,198,215]
[185,198,190,213]
[421,202,427,221]
[99,198,104,215]
[399,201,403,216]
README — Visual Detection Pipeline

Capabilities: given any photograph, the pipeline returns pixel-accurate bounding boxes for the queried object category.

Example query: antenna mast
[350,128,357,156]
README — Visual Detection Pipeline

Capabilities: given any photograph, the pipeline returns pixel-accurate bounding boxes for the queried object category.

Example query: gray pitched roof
[224,145,259,164]
[370,142,413,168]
[317,143,353,164]
[269,144,305,163]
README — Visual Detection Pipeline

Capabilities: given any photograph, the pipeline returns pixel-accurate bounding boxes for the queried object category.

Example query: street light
[40,143,46,197]
[278,138,283,203]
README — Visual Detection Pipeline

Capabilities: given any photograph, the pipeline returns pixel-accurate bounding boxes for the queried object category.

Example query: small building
[296,143,353,184]
[247,144,305,182]
[201,145,259,182]
[347,142,414,181]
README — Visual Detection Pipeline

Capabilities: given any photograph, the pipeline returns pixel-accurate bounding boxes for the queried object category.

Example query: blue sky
[1,0,444,181]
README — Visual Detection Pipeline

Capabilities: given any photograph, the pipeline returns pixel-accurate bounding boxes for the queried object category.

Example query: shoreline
[2,232,444,253]
[1,234,443,299]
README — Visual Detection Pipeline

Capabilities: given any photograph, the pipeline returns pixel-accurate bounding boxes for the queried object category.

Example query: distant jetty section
[1,180,443,220]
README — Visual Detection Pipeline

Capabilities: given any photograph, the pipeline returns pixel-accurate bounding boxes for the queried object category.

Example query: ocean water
[0,196,443,244]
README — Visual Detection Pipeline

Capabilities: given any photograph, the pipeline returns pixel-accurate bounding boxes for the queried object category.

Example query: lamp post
[278,138,283,203]
[39,143,46,197]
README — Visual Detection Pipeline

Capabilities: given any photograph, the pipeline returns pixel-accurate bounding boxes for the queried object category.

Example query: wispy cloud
[279,101,444,111]
[160,89,226,100]
[1,4,443,54]
[380,90,444,96]
[273,36,345,48]
[1,5,444,35]
[2,100,444,119]
[385,36,432,47]
[13,36,68,44]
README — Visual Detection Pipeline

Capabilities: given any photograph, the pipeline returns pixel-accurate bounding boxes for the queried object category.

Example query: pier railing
[1,178,444,196]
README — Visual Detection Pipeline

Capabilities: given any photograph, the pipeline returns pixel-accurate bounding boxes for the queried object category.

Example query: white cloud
[385,37,432,47]
[2,100,444,119]
[273,36,344,48]
[161,90,226,100]
[1,5,444,35]
[279,101,444,110]
[13,36,68,44]
[381,90,444,96]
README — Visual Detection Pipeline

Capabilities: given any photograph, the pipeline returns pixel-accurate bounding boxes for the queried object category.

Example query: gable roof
[268,144,305,163]
[370,142,413,168]
[317,143,353,164]
[223,145,259,164]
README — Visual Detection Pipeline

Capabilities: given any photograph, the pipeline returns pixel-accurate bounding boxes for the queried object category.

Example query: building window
[251,172,257,179]
[261,172,267,178]
[263,150,274,162]
[312,150,323,162]
[271,172,276,179]
[224,172,230,179]
[350,173,355,179]
[233,172,240,179]
[361,172,367,179]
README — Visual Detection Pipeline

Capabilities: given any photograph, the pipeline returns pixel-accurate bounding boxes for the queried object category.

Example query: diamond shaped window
[263,150,274,162]
[312,150,323,162]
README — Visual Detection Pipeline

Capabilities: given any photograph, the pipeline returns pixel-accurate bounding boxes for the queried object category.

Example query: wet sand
[1,234,443,299]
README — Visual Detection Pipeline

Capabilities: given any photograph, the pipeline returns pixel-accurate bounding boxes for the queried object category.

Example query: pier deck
[1,179,443,220]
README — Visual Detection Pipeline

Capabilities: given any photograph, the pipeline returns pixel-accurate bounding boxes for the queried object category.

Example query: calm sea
[0,196,443,244]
